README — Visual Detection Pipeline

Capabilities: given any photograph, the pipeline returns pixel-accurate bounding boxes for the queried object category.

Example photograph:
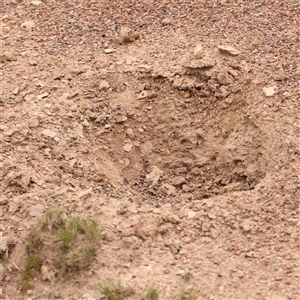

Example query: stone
[138,90,149,99]
[161,18,172,26]
[41,129,56,138]
[146,166,163,185]
[0,52,14,63]
[99,80,110,90]
[78,188,93,199]
[262,86,277,97]
[123,143,133,152]
[194,44,205,59]
[125,128,134,138]
[30,0,42,4]
[171,176,186,188]
[29,204,44,217]
[104,48,115,54]
[119,27,140,44]
[161,184,176,196]
[37,92,49,100]
[21,21,35,30]
[217,45,240,56]
[187,211,197,219]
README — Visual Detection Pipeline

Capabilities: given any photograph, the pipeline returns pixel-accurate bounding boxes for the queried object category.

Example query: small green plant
[25,255,43,271]
[58,216,83,248]
[43,206,64,231]
[146,287,160,300]
[177,288,200,300]
[20,255,43,293]
[25,230,42,252]
[98,281,125,300]
[83,246,97,261]
[84,218,102,241]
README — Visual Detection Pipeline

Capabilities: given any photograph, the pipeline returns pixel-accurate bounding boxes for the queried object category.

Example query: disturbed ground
[0,0,300,299]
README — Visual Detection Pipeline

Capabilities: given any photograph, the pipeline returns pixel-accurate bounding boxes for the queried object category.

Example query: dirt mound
[1,0,299,299]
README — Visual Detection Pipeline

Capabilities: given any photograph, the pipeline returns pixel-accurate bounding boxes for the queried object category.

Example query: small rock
[262,86,277,97]
[171,176,186,188]
[138,90,148,99]
[24,94,35,101]
[161,184,176,196]
[10,244,26,270]
[30,0,42,5]
[187,211,197,219]
[21,21,35,30]
[37,92,49,100]
[78,188,93,199]
[0,52,14,63]
[217,45,240,56]
[161,18,172,26]
[194,44,204,59]
[115,115,127,123]
[29,60,38,66]
[119,27,140,44]
[146,166,163,185]
[208,213,216,219]
[123,143,133,152]
[41,129,56,138]
[99,80,110,90]
[125,128,134,138]
[104,48,115,54]
[0,237,9,252]
[29,204,44,217]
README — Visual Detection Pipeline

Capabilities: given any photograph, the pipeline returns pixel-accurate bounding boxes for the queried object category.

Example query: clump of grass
[98,281,125,300]
[20,255,43,293]
[177,288,200,300]
[84,218,102,241]
[42,206,64,231]
[25,255,43,271]
[58,216,84,249]
[25,230,43,252]
[146,287,160,300]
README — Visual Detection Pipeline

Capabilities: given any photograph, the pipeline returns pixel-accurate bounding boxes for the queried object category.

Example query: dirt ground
[1,0,300,299]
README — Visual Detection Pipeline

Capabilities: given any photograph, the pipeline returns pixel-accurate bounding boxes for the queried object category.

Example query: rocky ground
[0,0,300,299]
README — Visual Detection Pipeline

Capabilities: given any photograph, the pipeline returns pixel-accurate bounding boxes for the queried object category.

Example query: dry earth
[1,0,300,299]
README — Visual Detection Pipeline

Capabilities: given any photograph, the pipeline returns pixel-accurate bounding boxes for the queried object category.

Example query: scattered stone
[78,188,93,199]
[217,45,240,56]
[29,60,38,66]
[115,115,128,123]
[41,265,56,282]
[262,86,277,97]
[123,143,133,152]
[161,17,172,26]
[171,176,186,188]
[104,48,115,54]
[21,21,35,30]
[24,94,35,101]
[119,27,140,44]
[29,204,44,217]
[41,129,56,138]
[99,80,110,90]
[161,184,176,196]
[10,243,26,270]
[187,211,197,219]
[0,52,14,63]
[37,92,49,100]
[138,91,148,99]
[194,44,205,59]
[125,128,134,138]
[30,0,42,5]
[146,166,163,185]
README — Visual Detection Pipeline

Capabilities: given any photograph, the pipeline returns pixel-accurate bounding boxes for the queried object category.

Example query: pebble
[217,45,240,56]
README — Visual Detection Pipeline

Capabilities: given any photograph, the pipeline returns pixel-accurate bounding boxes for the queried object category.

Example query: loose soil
[1,0,299,299]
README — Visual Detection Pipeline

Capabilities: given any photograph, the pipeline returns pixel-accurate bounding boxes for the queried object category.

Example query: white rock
[99,80,110,90]
[123,143,133,152]
[194,44,204,59]
[262,86,277,97]
[217,45,240,56]
[21,21,35,30]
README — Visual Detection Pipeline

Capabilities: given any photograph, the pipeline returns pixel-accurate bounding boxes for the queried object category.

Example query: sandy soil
[1,0,299,299]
